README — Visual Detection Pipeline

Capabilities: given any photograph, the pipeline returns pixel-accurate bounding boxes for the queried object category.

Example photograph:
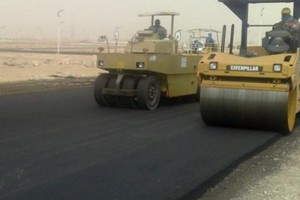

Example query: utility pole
[57,9,64,54]
[114,26,121,53]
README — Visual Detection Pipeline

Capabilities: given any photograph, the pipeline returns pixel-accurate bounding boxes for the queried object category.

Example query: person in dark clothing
[272,7,300,52]
[149,19,167,39]
[205,33,217,51]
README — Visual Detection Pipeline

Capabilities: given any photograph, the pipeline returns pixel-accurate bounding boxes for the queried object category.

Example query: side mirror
[97,35,110,53]
[174,30,182,41]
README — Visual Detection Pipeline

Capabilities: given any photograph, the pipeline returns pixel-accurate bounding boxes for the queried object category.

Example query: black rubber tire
[136,76,161,110]
[119,78,137,108]
[106,77,118,107]
[94,74,109,106]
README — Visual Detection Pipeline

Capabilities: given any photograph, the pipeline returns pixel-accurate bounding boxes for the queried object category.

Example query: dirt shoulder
[0,52,101,82]
[0,52,101,95]
[199,128,300,200]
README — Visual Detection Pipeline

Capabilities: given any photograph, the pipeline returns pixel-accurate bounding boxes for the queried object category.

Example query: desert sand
[0,52,101,83]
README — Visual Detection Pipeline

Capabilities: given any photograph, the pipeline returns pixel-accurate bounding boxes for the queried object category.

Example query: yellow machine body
[98,52,199,97]
[197,0,300,133]
[198,47,300,132]
[94,12,204,110]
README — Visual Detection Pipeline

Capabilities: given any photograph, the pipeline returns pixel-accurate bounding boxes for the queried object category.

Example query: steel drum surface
[200,87,289,131]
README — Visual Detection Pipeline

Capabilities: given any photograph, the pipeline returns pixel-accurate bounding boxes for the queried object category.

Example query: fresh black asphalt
[0,88,279,200]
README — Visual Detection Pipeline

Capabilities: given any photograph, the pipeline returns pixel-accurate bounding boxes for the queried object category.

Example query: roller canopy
[220,0,296,2]
[219,0,300,20]
[218,0,300,55]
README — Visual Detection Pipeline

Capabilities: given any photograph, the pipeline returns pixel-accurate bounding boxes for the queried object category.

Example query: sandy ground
[0,52,104,95]
[1,51,300,199]
[0,52,100,83]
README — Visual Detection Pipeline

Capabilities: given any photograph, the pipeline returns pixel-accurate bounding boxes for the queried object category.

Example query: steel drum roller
[200,87,296,132]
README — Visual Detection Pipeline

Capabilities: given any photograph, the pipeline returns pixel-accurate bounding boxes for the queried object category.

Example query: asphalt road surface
[0,88,279,200]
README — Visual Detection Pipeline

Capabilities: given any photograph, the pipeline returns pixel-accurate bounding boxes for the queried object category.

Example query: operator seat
[262,30,292,54]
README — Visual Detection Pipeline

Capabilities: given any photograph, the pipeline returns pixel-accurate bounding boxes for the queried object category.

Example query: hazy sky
[0,0,293,44]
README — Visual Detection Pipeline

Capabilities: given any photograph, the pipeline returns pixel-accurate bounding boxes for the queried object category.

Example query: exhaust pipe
[229,24,235,54]
[221,25,226,53]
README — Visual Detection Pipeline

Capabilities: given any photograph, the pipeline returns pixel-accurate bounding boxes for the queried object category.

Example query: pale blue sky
[0,0,293,44]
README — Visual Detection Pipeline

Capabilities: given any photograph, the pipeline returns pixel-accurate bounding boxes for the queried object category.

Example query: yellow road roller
[94,12,205,110]
[198,0,300,133]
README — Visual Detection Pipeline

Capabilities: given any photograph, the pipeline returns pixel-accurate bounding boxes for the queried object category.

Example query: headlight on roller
[98,60,104,67]
[273,64,282,72]
[209,62,218,70]
[136,62,145,68]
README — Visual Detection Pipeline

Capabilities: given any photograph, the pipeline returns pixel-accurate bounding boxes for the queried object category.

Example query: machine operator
[149,19,167,39]
[273,7,300,52]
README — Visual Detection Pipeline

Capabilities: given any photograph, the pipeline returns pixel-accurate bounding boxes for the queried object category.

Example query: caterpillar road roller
[198,0,300,133]
[94,12,204,110]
